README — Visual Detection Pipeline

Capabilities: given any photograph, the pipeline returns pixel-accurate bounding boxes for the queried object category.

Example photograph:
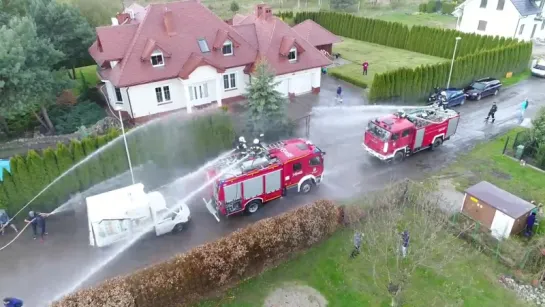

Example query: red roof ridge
[178,53,226,79]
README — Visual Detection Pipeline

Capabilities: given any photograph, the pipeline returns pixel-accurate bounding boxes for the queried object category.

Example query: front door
[189,83,209,105]
[531,24,537,38]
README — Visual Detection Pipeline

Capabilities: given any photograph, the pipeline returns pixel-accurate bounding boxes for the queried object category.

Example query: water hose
[0,218,37,251]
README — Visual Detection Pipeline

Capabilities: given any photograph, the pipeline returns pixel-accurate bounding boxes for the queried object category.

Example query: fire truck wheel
[300,180,313,194]
[245,200,261,214]
[431,138,443,151]
[393,151,405,163]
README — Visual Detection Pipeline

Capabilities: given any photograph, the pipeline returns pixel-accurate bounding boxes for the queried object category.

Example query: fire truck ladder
[265,141,285,150]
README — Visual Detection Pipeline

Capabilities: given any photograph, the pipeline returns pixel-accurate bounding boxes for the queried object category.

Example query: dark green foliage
[11,155,32,207]
[70,140,91,190]
[41,148,60,207]
[81,137,103,186]
[26,150,47,197]
[0,185,8,210]
[418,3,427,12]
[1,170,19,213]
[229,1,239,13]
[48,101,106,134]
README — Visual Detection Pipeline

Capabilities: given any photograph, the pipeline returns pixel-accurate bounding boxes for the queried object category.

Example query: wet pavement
[1,76,545,306]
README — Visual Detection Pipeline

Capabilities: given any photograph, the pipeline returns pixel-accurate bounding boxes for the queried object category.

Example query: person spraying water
[24,211,50,241]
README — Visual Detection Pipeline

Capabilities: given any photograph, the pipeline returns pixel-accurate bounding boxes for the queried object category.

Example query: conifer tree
[70,140,89,190]
[55,142,78,198]
[0,185,8,211]
[11,155,32,203]
[25,150,47,197]
[246,59,288,137]
[42,148,60,206]
[1,170,19,213]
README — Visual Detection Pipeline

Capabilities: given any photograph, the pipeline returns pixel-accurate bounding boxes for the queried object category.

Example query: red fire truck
[203,138,326,221]
[362,106,460,163]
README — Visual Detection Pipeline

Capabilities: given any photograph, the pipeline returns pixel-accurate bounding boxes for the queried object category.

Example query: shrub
[426,0,438,13]
[329,70,368,89]
[441,2,457,14]
[52,200,340,307]
[51,277,136,307]
[48,100,106,134]
[418,3,427,12]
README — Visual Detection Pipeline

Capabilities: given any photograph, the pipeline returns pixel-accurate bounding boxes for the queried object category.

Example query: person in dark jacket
[3,297,23,307]
[400,230,410,258]
[336,86,343,103]
[485,102,497,123]
[24,211,50,240]
[350,231,363,258]
[525,212,537,237]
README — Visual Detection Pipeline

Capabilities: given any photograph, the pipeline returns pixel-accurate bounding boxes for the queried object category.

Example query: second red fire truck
[203,137,326,221]
[362,106,460,163]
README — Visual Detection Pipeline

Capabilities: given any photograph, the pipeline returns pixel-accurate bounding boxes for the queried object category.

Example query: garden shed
[461,181,535,239]
[292,19,342,55]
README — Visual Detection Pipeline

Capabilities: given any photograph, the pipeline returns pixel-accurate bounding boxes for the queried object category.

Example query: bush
[418,3,427,12]
[48,100,106,134]
[51,277,135,307]
[0,112,236,216]
[329,70,368,89]
[441,2,457,14]
[426,0,438,13]
[52,200,340,307]
[4,111,38,138]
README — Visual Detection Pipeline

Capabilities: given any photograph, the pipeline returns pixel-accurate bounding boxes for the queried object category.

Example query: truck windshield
[367,122,391,142]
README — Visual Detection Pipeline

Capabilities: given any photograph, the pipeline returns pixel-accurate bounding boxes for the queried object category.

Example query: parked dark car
[464,77,502,100]
[427,89,466,108]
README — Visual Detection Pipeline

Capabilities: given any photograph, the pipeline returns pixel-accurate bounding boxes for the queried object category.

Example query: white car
[531,59,545,77]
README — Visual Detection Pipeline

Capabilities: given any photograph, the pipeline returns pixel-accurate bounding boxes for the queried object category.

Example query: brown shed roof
[292,19,342,47]
[465,181,535,219]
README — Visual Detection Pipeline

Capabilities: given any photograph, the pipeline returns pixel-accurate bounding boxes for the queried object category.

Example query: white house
[453,0,545,40]
[88,1,334,123]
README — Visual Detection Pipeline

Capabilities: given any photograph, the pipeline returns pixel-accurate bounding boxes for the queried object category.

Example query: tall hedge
[0,112,237,217]
[294,11,533,100]
[52,200,340,307]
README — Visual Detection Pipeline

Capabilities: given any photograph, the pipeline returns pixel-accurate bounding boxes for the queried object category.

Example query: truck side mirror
[321,151,326,156]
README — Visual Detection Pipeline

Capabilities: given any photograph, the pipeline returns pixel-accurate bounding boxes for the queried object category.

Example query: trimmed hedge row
[370,42,532,99]
[52,200,341,307]
[0,112,236,215]
[329,70,368,89]
[295,11,523,59]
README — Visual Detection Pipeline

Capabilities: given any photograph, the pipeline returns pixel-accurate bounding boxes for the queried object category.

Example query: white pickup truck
[86,183,191,247]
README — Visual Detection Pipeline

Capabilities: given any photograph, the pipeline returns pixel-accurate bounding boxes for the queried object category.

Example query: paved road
[1,77,544,306]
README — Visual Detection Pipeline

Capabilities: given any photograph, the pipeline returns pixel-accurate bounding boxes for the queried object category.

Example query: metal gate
[292,114,311,138]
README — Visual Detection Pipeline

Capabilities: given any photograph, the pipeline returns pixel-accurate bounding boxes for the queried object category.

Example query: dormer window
[151,51,164,67]
[222,40,233,56]
[198,38,210,53]
[288,47,297,62]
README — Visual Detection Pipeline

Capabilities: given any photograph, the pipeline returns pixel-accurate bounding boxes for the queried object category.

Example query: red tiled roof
[292,19,342,47]
[89,0,257,87]
[233,6,331,75]
[179,53,226,79]
[89,24,138,65]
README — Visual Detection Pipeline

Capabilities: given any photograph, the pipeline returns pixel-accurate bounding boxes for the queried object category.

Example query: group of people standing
[350,229,410,259]
[0,210,50,240]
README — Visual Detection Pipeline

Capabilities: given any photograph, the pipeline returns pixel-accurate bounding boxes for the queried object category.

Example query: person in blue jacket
[336,85,343,103]
[24,211,50,240]
[3,297,23,307]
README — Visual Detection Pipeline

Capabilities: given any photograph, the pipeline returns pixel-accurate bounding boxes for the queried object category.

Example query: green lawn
[500,70,531,87]
[445,128,545,202]
[73,65,99,95]
[196,228,522,307]
[367,11,456,28]
[329,37,445,88]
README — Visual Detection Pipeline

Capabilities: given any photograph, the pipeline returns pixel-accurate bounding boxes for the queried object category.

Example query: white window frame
[188,83,209,101]
[114,87,123,104]
[222,40,233,56]
[155,85,172,105]
[288,47,297,62]
[150,51,164,67]
[223,72,237,90]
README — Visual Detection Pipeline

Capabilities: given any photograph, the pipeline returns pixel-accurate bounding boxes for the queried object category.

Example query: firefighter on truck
[362,106,460,163]
[203,136,326,222]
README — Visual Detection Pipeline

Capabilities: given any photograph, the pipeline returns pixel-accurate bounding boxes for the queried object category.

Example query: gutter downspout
[514,16,523,39]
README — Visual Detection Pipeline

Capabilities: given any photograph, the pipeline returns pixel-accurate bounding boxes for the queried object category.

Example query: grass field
[445,128,545,202]
[73,65,99,95]
[329,37,445,88]
[500,70,532,87]
[196,228,522,307]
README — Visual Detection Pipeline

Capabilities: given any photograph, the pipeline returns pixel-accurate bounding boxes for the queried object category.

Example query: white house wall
[458,0,545,40]
[127,78,186,118]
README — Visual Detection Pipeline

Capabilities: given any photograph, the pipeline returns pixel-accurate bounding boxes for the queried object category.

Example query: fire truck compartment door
[414,129,425,149]
[265,170,282,193]
[446,116,459,138]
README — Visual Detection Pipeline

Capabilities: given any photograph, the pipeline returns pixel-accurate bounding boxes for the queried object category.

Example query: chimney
[255,4,265,17]
[111,17,119,26]
[164,8,176,36]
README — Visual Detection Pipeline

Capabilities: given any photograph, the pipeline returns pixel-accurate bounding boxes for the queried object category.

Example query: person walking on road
[400,230,410,258]
[0,209,18,235]
[485,102,498,123]
[362,61,369,75]
[336,85,343,103]
[24,211,50,240]
[519,98,529,123]
[3,297,23,307]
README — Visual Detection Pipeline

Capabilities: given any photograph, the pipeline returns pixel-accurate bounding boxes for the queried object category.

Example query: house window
[480,0,487,8]
[477,20,487,31]
[189,83,209,101]
[155,86,171,104]
[223,73,237,90]
[288,47,297,62]
[222,40,233,56]
[497,0,505,10]
[519,24,525,35]
[150,51,164,67]
[197,38,210,53]
[114,88,123,104]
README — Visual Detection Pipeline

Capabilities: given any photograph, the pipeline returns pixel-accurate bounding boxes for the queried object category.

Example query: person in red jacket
[362,61,369,75]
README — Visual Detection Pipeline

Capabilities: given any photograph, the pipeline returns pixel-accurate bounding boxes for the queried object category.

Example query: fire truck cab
[362,106,460,163]
[203,138,326,221]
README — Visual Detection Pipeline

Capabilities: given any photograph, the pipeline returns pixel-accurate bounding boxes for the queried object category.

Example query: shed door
[490,210,514,240]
